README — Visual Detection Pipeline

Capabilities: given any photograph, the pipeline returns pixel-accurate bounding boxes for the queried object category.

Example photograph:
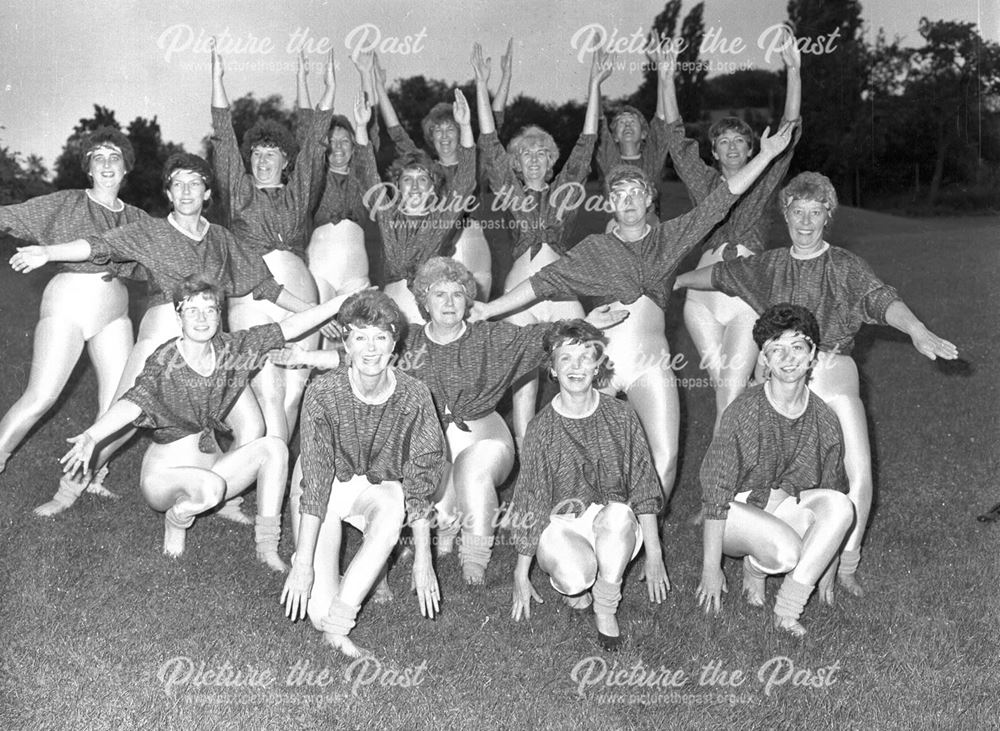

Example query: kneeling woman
[281,290,445,658]
[697,304,853,636]
[508,321,668,651]
[59,275,349,567]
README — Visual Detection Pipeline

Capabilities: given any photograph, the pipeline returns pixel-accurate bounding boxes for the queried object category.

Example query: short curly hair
[708,116,756,154]
[80,127,135,174]
[161,152,215,194]
[543,319,614,390]
[420,103,458,150]
[752,303,821,349]
[508,125,559,182]
[386,150,444,196]
[240,119,299,176]
[610,105,650,140]
[780,171,838,220]
[410,257,477,321]
[604,163,655,199]
[338,289,406,341]
[328,114,356,141]
[172,274,223,312]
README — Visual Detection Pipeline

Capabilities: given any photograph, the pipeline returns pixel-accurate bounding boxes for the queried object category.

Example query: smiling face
[250,144,288,186]
[87,145,127,192]
[612,112,646,146]
[430,121,459,163]
[760,330,816,384]
[517,144,551,186]
[712,130,751,174]
[423,280,468,329]
[176,292,222,342]
[344,325,397,378]
[551,340,602,396]
[399,166,435,211]
[328,127,355,171]
[784,198,829,254]
[608,179,653,227]
[165,170,211,216]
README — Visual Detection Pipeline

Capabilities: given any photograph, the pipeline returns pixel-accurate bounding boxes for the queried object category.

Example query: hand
[281,557,315,621]
[297,50,308,84]
[590,45,614,87]
[499,37,513,79]
[353,49,374,74]
[467,301,489,323]
[411,557,440,619]
[267,343,310,368]
[696,565,727,615]
[778,25,801,72]
[452,89,471,126]
[758,121,794,158]
[60,432,97,480]
[353,90,373,127]
[511,574,543,621]
[642,555,670,604]
[585,304,630,331]
[471,42,491,84]
[911,328,959,360]
[10,246,50,273]
[211,38,224,80]
[324,50,336,90]
[648,33,677,80]
[320,319,344,341]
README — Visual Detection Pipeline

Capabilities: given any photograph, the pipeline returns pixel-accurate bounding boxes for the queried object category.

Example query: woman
[300,52,379,329]
[675,171,959,595]
[59,275,348,566]
[351,88,476,323]
[211,44,334,441]
[0,128,148,510]
[274,256,626,585]
[372,43,513,300]
[473,42,608,447]
[666,29,801,434]
[281,290,444,659]
[509,320,668,651]
[10,152,315,516]
[697,304,853,636]
[472,122,794,502]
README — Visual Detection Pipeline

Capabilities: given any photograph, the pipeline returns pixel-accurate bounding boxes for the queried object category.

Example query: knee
[547,555,597,596]
[826,492,856,532]
[770,539,802,574]
[365,485,406,542]
[258,436,289,466]
[594,502,637,537]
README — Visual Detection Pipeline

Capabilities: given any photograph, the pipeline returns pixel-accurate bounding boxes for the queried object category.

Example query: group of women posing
[3,28,957,655]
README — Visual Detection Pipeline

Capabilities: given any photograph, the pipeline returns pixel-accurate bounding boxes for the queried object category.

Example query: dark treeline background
[2,0,998,214]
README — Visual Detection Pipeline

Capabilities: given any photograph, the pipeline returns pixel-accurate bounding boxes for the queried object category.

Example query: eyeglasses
[179,306,221,321]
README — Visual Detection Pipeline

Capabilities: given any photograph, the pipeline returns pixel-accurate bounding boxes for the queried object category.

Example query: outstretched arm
[673,264,716,291]
[884,300,959,360]
[10,240,91,272]
[469,279,537,322]
[723,122,794,195]
[61,399,143,479]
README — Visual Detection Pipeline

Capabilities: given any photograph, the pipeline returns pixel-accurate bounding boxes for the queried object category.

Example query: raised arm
[211,41,230,109]
[471,43,496,136]
[584,48,613,135]
[724,123,794,195]
[296,51,313,110]
[453,88,474,150]
[371,52,401,129]
[660,40,680,124]
[780,27,802,123]
[317,50,336,111]
[493,38,514,118]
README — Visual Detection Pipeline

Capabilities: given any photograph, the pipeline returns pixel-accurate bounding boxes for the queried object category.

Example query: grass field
[1,184,998,730]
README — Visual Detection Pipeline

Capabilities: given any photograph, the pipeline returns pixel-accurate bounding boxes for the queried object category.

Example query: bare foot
[256,548,288,572]
[742,559,766,607]
[774,614,807,637]
[324,633,370,659]
[33,499,70,518]
[216,499,252,525]
[372,578,394,604]
[461,562,485,585]
[163,520,187,557]
[837,572,865,597]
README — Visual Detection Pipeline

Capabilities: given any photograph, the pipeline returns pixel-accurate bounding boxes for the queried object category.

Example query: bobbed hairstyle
[172,274,223,312]
[411,257,477,321]
[508,125,559,181]
[338,289,406,341]
[780,171,839,220]
[752,302,821,351]
[543,319,614,390]
[387,150,444,195]
[420,103,458,148]
[328,114,357,142]
[80,127,136,174]
[240,119,299,174]
[161,152,215,194]
[708,116,756,153]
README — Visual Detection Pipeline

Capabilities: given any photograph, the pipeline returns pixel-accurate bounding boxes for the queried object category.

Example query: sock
[254,515,286,570]
[837,548,861,577]
[435,515,461,553]
[591,576,623,618]
[322,598,361,637]
[51,472,90,509]
[458,533,494,572]
[165,506,196,530]
[774,576,814,623]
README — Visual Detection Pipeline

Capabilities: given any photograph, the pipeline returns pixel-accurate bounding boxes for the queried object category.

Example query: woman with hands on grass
[507,320,667,652]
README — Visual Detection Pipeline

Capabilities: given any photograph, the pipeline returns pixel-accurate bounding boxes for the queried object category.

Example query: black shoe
[596,630,624,652]
[977,502,1000,523]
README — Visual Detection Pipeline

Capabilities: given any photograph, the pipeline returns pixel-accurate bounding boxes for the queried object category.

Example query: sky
[1,0,996,170]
